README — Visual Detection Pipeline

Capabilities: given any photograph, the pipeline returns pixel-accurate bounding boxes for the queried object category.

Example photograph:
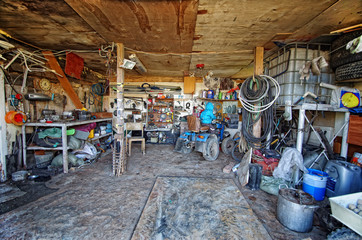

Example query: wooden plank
[253,47,264,139]
[193,0,334,52]
[42,51,83,109]
[189,51,254,77]
[347,115,362,146]
[232,65,254,79]
[288,0,362,40]
[254,47,264,75]
[91,112,113,119]
[263,33,292,50]
[330,23,362,34]
[113,43,126,176]
[65,0,198,53]
[0,0,106,50]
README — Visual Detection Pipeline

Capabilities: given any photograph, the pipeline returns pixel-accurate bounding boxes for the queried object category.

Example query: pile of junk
[175,72,362,236]
[8,122,112,182]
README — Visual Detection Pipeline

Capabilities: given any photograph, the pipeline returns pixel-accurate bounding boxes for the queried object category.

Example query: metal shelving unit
[22,118,113,173]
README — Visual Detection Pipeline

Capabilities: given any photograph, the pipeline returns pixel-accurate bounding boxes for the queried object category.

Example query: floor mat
[0,182,58,215]
[131,176,272,240]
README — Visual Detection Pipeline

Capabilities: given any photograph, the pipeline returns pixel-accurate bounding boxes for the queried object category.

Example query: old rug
[131,176,272,240]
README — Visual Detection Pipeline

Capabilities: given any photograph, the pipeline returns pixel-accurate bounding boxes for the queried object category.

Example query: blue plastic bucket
[303,168,328,201]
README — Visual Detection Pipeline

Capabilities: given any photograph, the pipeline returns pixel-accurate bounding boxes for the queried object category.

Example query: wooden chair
[125,122,145,156]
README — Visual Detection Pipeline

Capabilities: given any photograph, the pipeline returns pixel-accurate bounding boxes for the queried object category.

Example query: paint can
[207,90,214,99]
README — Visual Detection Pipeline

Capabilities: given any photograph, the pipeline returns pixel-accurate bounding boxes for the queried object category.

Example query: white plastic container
[265,43,334,106]
[329,192,362,236]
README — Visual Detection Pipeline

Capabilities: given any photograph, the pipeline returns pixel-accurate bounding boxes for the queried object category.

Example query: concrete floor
[0,144,328,239]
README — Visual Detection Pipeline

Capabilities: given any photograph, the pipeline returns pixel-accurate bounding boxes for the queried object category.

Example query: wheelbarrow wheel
[221,137,234,155]
[203,138,219,161]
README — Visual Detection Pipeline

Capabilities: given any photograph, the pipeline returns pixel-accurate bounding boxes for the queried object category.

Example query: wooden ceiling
[0,0,361,78]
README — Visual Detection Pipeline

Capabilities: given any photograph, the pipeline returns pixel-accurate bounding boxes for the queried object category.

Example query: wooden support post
[253,47,264,139]
[42,51,83,109]
[113,43,127,176]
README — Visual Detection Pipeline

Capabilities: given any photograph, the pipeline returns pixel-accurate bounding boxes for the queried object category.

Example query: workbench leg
[22,125,27,169]
[340,111,350,158]
[294,109,305,186]
[62,126,68,173]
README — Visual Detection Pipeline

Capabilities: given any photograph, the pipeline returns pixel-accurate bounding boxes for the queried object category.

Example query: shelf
[150,98,174,101]
[149,121,172,123]
[89,133,112,141]
[149,106,171,108]
[145,128,171,131]
[148,112,173,114]
[27,146,69,150]
[199,98,238,101]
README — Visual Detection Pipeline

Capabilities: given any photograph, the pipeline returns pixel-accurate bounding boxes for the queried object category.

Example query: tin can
[207,90,214,99]
[202,90,207,98]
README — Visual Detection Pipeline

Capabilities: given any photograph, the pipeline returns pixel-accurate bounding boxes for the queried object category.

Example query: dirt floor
[0,144,328,239]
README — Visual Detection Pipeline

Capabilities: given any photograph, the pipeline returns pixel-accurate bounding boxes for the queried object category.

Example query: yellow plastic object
[341,92,360,108]
[81,107,88,111]
[88,129,94,138]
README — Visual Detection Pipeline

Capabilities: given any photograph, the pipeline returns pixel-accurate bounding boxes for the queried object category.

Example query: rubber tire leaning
[221,137,234,155]
[203,138,219,161]
[335,60,362,81]
[330,30,362,69]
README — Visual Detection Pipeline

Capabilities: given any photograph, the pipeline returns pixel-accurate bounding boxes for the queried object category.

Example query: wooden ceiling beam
[42,51,83,109]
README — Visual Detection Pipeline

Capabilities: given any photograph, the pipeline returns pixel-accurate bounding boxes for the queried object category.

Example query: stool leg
[142,140,145,154]
[128,140,131,156]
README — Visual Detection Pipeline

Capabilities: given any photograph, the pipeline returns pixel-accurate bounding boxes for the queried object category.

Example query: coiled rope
[239,75,280,149]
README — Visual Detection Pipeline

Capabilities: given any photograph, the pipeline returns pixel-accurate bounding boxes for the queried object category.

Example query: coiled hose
[239,75,280,149]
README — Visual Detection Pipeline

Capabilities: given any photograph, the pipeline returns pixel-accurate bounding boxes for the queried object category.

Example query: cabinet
[147,98,174,129]
[184,76,196,94]
[22,118,112,173]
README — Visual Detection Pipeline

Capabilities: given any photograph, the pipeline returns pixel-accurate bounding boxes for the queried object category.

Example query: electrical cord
[238,75,280,113]
[240,75,279,149]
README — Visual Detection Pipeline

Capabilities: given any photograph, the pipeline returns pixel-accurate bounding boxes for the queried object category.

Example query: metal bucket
[277,188,318,232]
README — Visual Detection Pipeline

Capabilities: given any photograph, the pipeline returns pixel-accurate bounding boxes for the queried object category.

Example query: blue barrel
[207,90,214,99]
[303,169,328,201]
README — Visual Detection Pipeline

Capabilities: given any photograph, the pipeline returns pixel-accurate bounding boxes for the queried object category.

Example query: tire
[231,144,244,163]
[330,30,362,69]
[327,227,361,240]
[335,60,362,81]
[203,138,219,161]
[221,137,234,155]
